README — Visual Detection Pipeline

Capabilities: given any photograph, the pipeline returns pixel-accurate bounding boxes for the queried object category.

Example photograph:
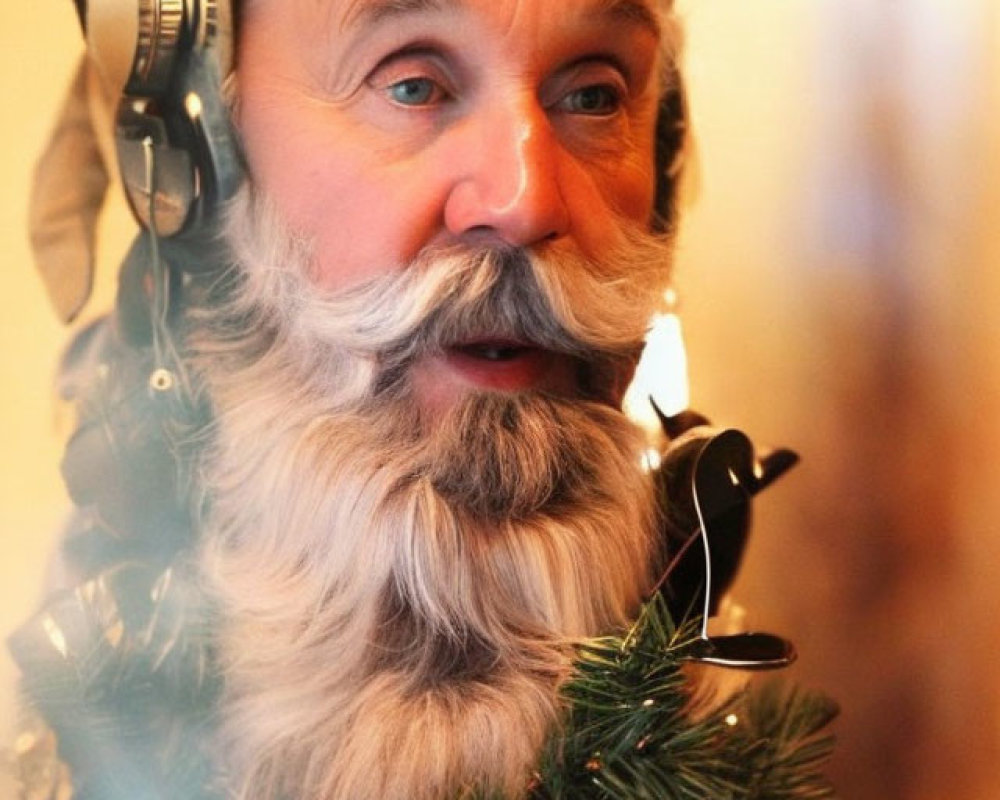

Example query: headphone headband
[132,0,184,95]
[83,0,232,97]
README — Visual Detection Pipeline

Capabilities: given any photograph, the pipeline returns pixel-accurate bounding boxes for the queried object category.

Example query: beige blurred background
[2,1,999,798]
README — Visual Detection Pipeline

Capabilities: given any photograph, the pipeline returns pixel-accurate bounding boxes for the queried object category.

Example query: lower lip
[443,347,556,392]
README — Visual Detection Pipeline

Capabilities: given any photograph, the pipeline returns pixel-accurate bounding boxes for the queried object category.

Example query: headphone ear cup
[115,100,198,237]
[85,0,241,245]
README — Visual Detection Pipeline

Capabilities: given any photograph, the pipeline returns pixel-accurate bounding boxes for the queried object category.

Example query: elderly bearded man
[208,1,680,796]
[12,0,702,798]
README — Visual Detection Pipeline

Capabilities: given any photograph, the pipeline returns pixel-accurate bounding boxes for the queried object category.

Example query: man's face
[235,0,665,416]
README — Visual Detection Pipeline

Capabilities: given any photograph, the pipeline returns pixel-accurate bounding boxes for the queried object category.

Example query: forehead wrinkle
[334,0,664,39]
[340,0,455,30]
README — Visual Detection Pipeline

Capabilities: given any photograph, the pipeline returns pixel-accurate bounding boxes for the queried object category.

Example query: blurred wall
[2,2,999,799]
[677,1,1000,798]
[0,0,85,752]
[0,0,133,768]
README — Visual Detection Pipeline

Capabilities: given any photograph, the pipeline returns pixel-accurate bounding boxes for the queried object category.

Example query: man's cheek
[590,149,658,226]
[307,178,441,290]
[304,157,461,290]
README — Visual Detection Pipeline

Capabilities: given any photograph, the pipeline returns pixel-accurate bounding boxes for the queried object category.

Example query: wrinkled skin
[235,0,666,417]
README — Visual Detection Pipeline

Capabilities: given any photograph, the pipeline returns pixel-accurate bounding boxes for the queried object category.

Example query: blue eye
[562,85,622,115]
[388,77,441,106]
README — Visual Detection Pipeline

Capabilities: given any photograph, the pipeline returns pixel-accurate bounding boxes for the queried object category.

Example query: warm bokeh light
[623,303,691,436]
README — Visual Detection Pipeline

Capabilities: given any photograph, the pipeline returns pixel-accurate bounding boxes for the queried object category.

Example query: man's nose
[443,102,571,248]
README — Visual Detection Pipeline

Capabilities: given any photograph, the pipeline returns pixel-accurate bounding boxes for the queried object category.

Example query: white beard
[192,184,675,799]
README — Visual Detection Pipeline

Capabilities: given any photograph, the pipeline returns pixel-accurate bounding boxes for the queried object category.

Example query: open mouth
[440,338,567,392]
[410,338,629,409]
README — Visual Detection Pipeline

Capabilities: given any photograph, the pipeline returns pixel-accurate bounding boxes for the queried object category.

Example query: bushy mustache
[290,246,652,363]
[383,250,596,358]
[219,183,674,404]
[371,250,647,400]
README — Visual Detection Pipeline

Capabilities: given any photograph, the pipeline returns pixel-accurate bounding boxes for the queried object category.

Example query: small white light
[185,92,204,119]
[149,368,175,392]
[42,615,68,659]
[640,448,663,473]
[725,713,739,727]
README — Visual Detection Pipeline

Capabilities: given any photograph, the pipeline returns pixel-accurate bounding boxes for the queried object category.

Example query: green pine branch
[496,594,839,799]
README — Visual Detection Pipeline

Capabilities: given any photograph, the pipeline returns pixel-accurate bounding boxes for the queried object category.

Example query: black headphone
[73,0,243,260]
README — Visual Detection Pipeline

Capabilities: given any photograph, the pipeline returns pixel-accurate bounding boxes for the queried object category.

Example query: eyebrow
[592,0,663,38]
[341,0,662,38]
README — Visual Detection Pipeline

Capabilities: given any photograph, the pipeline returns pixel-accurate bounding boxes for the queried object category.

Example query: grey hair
[189,182,674,799]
